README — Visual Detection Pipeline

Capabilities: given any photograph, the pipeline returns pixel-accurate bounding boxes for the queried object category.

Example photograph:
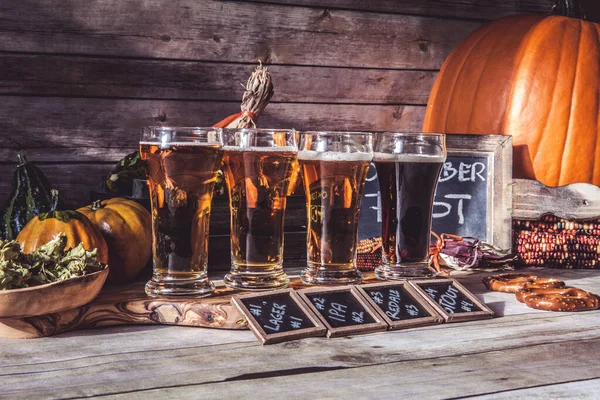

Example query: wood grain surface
[0,1,479,69]
[239,0,558,20]
[0,282,247,339]
[512,179,600,220]
[0,96,424,161]
[0,54,437,104]
[2,267,600,399]
[3,266,594,340]
[0,273,381,339]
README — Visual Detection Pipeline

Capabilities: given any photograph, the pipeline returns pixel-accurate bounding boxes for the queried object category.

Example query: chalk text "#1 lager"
[374,153,444,276]
[222,146,297,276]
[140,141,223,296]
[299,151,371,283]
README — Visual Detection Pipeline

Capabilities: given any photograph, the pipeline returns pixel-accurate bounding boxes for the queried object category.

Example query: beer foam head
[140,141,222,149]
[223,145,297,152]
[297,151,372,162]
[373,152,445,163]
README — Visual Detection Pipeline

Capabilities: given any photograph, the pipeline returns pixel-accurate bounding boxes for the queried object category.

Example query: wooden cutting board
[0,274,378,339]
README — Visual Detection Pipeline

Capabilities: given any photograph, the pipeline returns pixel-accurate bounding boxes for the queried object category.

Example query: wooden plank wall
[0,0,560,208]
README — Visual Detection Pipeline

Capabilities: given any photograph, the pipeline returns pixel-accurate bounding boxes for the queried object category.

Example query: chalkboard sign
[408,279,494,322]
[356,282,443,330]
[232,289,326,345]
[298,287,388,338]
[432,155,488,239]
[358,134,512,250]
[358,162,382,240]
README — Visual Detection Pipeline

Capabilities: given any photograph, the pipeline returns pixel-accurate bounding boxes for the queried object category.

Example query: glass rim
[140,126,223,145]
[300,131,373,137]
[222,128,296,133]
[376,132,445,138]
[222,128,297,150]
[142,126,221,132]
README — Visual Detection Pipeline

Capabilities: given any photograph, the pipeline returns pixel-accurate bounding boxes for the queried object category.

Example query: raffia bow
[430,232,516,274]
[213,63,273,129]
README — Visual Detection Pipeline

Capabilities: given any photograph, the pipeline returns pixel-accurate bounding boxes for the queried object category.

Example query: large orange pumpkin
[17,190,109,263]
[78,198,152,283]
[423,15,600,187]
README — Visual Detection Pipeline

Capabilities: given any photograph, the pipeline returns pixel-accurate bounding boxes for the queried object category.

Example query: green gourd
[0,154,55,240]
[104,151,146,194]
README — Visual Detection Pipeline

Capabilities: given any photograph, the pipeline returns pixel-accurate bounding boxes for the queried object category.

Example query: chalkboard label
[358,155,491,241]
[298,287,388,338]
[232,289,326,345]
[356,282,443,330]
[408,279,494,322]
[432,155,489,239]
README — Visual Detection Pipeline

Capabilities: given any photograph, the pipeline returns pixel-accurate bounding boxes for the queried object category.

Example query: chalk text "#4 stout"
[424,285,475,314]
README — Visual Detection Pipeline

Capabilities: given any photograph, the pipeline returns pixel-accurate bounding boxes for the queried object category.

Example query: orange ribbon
[212,110,258,128]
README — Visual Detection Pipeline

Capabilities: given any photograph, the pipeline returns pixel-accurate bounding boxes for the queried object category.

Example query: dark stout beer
[140,142,223,278]
[375,154,444,266]
[222,147,297,270]
[300,152,371,272]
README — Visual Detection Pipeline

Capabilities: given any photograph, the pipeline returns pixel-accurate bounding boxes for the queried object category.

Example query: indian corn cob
[356,237,382,271]
[513,215,600,269]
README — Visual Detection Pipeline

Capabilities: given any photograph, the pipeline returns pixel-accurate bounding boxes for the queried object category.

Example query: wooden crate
[512,179,600,268]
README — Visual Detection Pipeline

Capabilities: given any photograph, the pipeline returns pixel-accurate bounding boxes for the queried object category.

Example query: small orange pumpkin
[78,198,151,283]
[423,15,600,187]
[17,190,109,263]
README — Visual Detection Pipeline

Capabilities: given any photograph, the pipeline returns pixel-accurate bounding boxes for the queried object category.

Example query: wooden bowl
[0,268,109,318]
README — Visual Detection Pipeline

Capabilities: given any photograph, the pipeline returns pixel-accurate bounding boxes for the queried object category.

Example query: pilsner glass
[222,128,298,290]
[298,131,373,285]
[140,127,224,297]
[374,132,446,279]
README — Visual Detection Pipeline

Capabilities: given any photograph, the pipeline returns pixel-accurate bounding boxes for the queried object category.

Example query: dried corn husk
[213,63,274,129]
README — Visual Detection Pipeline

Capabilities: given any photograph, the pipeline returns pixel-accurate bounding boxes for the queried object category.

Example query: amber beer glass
[140,127,224,297]
[221,129,298,290]
[299,132,373,285]
[374,133,446,279]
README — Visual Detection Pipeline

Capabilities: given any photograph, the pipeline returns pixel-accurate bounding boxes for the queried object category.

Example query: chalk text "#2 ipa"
[299,152,371,269]
[222,147,297,269]
[140,142,223,276]
[374,154,444,265]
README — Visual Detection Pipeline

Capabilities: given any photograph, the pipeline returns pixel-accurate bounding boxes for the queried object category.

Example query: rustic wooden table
[2,267,600,399]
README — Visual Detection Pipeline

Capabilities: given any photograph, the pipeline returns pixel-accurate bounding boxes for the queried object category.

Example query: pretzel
[482,273,565,293]
[515,287,580,303]
[515,287,600,312]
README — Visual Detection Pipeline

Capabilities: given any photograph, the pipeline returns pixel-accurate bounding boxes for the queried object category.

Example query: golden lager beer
[140,127,223,297]
[298,132,373,285]
[222,129,297,290]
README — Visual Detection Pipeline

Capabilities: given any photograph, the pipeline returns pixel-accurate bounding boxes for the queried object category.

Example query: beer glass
[222,128,298,290]
[140,127,224,297]
[374,133,446,279]
[299,131,373,285]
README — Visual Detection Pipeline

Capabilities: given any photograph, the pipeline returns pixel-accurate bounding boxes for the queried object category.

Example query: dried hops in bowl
[0,235,107,290]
